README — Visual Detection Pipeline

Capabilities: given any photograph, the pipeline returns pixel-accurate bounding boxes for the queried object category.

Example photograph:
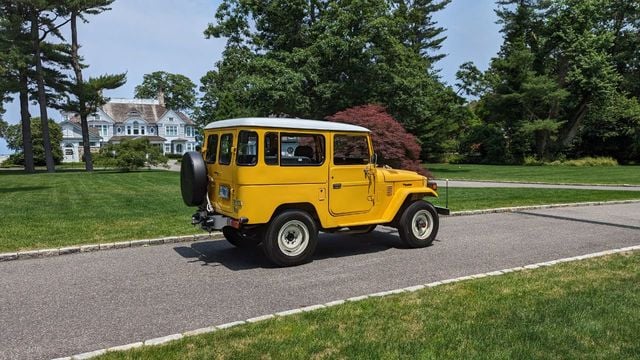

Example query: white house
[60,96,198,162]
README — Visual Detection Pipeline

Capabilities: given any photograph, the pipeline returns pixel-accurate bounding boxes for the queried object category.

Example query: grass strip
[97,251,640,359]
[429,187,640,212]
[1,170,639,252]
[427,164,640,185]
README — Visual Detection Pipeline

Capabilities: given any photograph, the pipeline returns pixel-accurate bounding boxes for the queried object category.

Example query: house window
[117,127,122,134]
[164,144,171,153]
[186,127,194,137]
[176,144,183,153]
[94,114,100,121]
[150,127,155,134]
[126,125,132,135]
[169,117,174,121]
[133,121,139,135]
[166,125,178,136]
[99,125,108,137]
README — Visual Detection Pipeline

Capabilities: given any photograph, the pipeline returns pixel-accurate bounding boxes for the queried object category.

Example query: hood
[379,167,425,182]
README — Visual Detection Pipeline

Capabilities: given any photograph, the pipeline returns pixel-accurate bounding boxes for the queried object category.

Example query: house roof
[60,121,102,139]
[68,99,194,125]
[204,118,370,133]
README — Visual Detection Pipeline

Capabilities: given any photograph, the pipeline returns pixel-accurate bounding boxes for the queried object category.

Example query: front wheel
[263,210,318,267]
[397,200,439,248]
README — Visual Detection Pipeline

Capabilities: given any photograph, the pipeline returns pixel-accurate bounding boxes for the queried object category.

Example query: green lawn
[0,169,199,252]
[430,187,640,212]
[427,163,640,185]
[98,251,640,359]
[1,169,639,252]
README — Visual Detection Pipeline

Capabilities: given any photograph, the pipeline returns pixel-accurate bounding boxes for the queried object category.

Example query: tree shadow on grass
[0,185,52,193]
[173,228,407,271]
[427,166,472,175]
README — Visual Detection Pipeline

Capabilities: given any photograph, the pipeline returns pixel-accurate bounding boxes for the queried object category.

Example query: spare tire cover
[180,151,208,206]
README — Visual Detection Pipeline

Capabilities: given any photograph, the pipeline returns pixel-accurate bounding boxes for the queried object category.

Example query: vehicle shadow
[173,228,408,271]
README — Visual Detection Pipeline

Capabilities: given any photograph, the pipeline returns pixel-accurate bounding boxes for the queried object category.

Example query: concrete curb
[3,200,640,263]
[60,244,640,359]
[0,233,223,263]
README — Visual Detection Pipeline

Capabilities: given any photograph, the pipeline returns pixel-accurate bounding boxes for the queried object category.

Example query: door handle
[333,183,342,189]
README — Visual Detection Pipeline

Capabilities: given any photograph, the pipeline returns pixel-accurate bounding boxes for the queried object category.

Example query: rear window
[280,133,325,166]
[264,132,279,165]
[205,134,218,163]
[219,133,233,165]
[237,131,258,166]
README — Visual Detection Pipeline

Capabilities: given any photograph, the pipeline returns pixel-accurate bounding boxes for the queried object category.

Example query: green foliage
[457,0,640,164]
[135,71,196,112]
[94,138,167,171]
[4,117,63,166]
[199,0,467,158]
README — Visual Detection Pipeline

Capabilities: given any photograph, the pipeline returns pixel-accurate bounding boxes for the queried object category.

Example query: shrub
[327,104,428,176]
[94,138,168,171]
[523,156,544,166]
[552,157,618,167]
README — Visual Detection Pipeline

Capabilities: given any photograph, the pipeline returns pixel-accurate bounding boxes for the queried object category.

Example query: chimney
[157,88,165,107]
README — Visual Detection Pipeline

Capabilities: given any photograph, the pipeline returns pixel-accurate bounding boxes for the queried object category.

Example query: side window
[237,131,258,166]
[264,132,279,165]
[205,134,218,163]
[280,133,325,166]
[219,133,233,165]
[334,135,370,165]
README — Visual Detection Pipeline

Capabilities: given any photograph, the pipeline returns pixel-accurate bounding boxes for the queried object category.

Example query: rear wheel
[263,210,318,266]
[397,200,439,248]
[222,226,262,248]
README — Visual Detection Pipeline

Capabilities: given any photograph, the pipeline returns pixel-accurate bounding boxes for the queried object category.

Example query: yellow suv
[181,118,448,266]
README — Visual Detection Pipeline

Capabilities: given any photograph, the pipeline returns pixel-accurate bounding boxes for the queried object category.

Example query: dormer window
[169,117,174,121]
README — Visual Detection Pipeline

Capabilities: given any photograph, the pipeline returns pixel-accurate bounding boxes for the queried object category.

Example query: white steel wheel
[398,200,439,248]
[277,220,310,257]
[411,209,434,240]
[263,210,319,267]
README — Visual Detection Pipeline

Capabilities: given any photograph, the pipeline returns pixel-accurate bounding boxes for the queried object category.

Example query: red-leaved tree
[327,104,429,176]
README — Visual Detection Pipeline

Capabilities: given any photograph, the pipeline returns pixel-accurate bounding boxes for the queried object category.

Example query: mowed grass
[1,170,639,252]
[98,251,640,359]
[428,164,640,185]
[430,187,640,212]
[0,169,199,252]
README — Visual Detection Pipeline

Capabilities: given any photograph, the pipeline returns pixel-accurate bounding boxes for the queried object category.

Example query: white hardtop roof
[204,117,370,132]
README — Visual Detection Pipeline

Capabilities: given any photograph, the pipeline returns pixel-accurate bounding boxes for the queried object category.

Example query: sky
[0,0,502,155]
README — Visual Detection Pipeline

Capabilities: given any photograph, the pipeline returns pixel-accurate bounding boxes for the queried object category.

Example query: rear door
[205,130,236,214]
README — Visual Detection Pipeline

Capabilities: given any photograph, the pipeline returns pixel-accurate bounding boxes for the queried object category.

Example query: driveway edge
[0,233,224,263]
[3,200,640,263]
[59,244,640,359]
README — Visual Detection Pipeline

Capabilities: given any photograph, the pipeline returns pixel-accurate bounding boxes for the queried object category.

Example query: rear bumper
[435,206,450,216]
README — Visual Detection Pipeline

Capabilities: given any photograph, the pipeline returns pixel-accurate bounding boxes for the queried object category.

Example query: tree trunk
[560,97,590,148]
[70,11,93,172]
[19,71,35,173]
[30,12,55,172]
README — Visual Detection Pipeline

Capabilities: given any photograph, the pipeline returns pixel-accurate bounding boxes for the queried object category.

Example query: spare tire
[180,151,208,206]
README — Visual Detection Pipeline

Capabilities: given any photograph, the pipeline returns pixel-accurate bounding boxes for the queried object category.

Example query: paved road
[443,180,640,191]
[1,203,640,360]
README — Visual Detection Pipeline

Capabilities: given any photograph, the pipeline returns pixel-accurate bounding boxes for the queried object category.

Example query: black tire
[263,210,318,267]
[222,226,262,248]
[180,151,208,207]
[397,200,439,248]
